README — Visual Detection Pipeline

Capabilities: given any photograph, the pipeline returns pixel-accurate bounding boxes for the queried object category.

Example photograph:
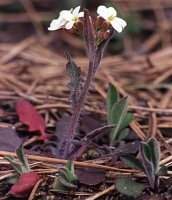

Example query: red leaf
[16,98,48,141]
[10,172,41,197]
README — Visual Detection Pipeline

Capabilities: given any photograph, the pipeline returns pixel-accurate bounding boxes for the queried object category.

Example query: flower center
[108,15,115,22]
[72,16,78,22]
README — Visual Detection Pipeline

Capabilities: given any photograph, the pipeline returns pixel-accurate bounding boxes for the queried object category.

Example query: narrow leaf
[109,97,129,145]
[107,83,119,124]
[120,155,143,171]
[66,52,81,107]
[16,146,30,172]
[142,142,152,161]
[140,142,155,189]
[4,156,25,174]
[147,138,160,173]
[81,124,116,144]
[58,175,78,189]
[116,177,145,197]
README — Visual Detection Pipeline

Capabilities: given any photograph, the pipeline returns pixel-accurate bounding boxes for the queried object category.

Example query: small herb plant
[121,137,167,191]
[4,146,40,198]
[52,160,78,192]
[48,5,127,159]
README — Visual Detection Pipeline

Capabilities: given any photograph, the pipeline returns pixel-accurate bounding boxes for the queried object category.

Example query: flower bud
[95,16,104,28]
[75,20,83,32]
[102,21,110,30]
[102,30,110,40]
[96,30,110,43]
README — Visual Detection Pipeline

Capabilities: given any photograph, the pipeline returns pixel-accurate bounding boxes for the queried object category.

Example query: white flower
[97,5,127,33]
[48,6,84,31]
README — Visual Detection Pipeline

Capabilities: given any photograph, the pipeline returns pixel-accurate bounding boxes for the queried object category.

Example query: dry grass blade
[85,185,115,200]
[0,150,138,173]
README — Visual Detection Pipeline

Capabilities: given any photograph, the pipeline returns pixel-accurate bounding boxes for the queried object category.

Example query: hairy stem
[63,59,98,158]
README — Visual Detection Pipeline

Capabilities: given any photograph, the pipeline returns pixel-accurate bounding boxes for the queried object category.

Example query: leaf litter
[0,1,172,199]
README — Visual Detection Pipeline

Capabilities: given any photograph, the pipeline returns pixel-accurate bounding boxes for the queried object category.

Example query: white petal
[65,21,75,29]
[48,19,62,31]
[78,12,84,18]
[107,7,117,17]
[97,5,109,20]
[111,21,123,33]
[60,9,73,16]
[116,17,127,28]
[72,6,80,16]
[60,11,73,21]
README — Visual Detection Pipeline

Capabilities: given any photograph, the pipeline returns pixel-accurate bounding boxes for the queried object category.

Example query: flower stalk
[48,5,126,159]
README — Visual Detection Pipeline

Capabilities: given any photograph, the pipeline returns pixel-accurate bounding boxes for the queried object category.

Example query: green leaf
[141,142,152,161]
[7,174,19,185]
[58,175,78,189]
[107,83,119,124]
[52,177,70,192]
[16,146,30,172]
[140,142,156,189]
[120,155,143,171]
[119,113,134,131]
[4,155,25,174]
[115,177,145,197]
[60,161,78,183]
[65,160,74,173]
[109,97,129,145]
[59,167,78,183]
[147,138,160,173]
[116,128,129,140]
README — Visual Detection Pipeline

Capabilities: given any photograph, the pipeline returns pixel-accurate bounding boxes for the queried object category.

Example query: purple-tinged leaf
[140,142,155,189]
[71,124,115,159]
[110,141,139,164]
[76,168,105,185]
[66,52,81,108]
[81,124,116,144]
[147,138,160,173]
[0,127,22,152]
[83,9,97,60]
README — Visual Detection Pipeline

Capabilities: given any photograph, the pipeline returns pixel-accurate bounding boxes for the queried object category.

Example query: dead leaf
[76,168,105,185]
[16,98,48,141]
[0,127,23,152]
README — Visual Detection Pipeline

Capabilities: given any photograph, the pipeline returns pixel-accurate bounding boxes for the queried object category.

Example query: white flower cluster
[48,5,127,33]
